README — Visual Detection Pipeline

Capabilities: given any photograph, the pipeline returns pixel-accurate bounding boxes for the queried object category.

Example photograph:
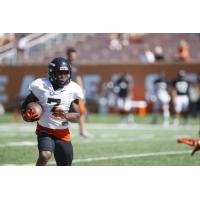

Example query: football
[26,102,43,120]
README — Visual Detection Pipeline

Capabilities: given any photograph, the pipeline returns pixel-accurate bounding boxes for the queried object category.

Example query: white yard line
[73,150,191,163]
[0,134,185,147]
[0,141,36,147]
[0,123,198,135]
[2,150,191,166]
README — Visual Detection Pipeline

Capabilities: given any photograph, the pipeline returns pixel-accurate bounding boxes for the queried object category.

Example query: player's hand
[52,106,66,120]
[177,138,200,156]
[22,108,40,122]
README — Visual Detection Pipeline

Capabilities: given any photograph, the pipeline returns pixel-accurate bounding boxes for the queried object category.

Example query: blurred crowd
[0,33,15,46]
[109,33,193,63]
[0,33,30,48]
[0,33,200,64]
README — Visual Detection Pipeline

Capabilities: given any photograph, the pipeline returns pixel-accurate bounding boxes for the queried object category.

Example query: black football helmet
[48,57,72,88]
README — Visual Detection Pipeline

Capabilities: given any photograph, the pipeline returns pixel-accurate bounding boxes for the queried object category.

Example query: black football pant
[37,132,73,166]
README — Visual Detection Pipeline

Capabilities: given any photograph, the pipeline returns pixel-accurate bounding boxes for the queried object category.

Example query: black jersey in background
[172,77,190,95]
[114,75,130,98]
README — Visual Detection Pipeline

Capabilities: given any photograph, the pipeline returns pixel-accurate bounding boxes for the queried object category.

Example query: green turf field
[0,113,199,165]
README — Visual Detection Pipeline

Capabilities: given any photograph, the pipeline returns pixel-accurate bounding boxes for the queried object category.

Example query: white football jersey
[29,78,84,129]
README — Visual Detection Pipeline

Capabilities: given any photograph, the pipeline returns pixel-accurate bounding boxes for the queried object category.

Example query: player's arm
[171,87,177,104]
[21,92,39,122]
[65,99,80,122]
[128,80,133,99]
[170,81,177,104]
[76,76,86,104]
[21,92,39,119]
[21,92,39,114]
[76,75,83,89]
[53,99,80,123]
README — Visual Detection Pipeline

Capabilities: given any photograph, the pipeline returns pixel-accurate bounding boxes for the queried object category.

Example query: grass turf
[0,112,199,166]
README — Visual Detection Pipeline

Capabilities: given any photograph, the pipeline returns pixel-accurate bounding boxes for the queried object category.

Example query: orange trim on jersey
[36,123,71,142]
[79,99,86,115]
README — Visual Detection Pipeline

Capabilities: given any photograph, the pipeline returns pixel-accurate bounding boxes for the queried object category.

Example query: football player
[151,72,171,125]
[21,57,84,166]
[171,70,190,125]
[113,73,133,124]
[177,138,200,156]
[66,48,89,138]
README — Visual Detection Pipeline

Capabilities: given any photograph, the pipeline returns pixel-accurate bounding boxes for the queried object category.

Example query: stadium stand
[0,33,200,64]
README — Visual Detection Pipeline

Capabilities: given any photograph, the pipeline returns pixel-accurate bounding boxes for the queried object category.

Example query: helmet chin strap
[49,70,71,90]
[52,81,64,90]
[52,78,70,90]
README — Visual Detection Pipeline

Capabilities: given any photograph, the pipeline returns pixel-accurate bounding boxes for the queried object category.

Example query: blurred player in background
[101,80,116,113]
[188,79,200,118]
[171,70,190,125]
[151,72,171,125]
[198,73,200,117]
[113,73,133,124]
[0,68,4,115]
[21,57,83,166]
[66,48,89,138]
[0,102,5,114]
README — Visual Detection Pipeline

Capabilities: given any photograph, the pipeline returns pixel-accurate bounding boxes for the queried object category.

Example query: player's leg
[54,139,73,166]
[36,131,55,166]
[80,114,86,135]
[151,98,160,124]
[117,98,126,124]
[162,102,170,125]
[173,96,181,125]
[79,99,89,137]
[198,98,200,117]
[182,96,189,125]
[125,98,134,123]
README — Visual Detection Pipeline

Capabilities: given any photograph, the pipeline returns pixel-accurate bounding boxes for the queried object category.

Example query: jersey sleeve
[28,79,41,98]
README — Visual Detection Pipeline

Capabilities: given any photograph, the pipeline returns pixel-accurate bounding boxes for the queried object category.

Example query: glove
[177,138,200,156]
[52,106,67,120]
[22,108,40,122]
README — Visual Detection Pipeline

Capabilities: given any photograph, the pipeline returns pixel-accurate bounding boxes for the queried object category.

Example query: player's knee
[40,151,52,162]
